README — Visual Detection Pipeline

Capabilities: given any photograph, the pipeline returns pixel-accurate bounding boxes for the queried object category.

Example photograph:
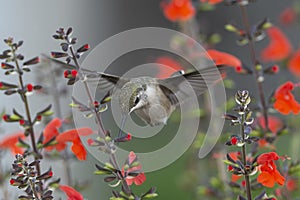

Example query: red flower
[43,118,93,160]
[122,151,146,186]
[279,7,296,26]
[261,26,292,62]
[200,0,223,4]
[286,178,297,191]
[257,152,285,188]
[274,82,300,115]
[162,0,195,22]
[288,47,300,76]
[155,56,184,79]
[0,132,25,155]
[59,185,84,200]
[206,49,242,68]
[43,118,62,151]
[257,115,283,134]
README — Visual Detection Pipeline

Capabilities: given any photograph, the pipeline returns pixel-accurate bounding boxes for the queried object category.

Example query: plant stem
[239,5,269,131]
[12,48,41,199]
[69,47,132,194]
[241,113,252,200]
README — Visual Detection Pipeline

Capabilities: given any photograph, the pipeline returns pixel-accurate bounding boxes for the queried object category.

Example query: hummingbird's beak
[129,107,135,114]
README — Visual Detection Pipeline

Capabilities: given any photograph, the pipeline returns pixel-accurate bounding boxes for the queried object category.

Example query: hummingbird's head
[118,80,148,115]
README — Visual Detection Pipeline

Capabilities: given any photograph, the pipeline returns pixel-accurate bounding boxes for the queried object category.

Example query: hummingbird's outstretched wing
[158,65,224,106]
[82,69,130,92]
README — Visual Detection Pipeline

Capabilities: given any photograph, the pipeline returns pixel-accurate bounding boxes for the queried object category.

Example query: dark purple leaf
[51,52,68,58]
[23,56,40,66]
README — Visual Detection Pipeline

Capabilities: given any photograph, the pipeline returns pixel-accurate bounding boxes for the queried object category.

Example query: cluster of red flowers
[257,152,285,188]
[43,118,93,160]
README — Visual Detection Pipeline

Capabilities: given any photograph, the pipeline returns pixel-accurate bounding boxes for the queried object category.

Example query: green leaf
[142,193,158,199]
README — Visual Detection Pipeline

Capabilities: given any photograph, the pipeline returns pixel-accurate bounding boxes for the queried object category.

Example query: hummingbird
[84,65,224,127]
[42,55,223,128]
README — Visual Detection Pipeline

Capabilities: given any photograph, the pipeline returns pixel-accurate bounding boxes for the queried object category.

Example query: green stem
[12,47,42,199]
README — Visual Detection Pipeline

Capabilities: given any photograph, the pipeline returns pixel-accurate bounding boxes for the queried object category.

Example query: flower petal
[59,185,84,200]
[162,0,195,22]
[43,118,62,150]
[0,132,25,155]
[288,47,300,76]
[206,49,242,68]
[258,171,276,188]
[261,26,292,61]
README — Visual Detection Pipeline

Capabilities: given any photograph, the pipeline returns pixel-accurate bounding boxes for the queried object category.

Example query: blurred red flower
[286,179,297,191]
[162,0,195,22]
[279,7,296,26]
[200,0,223,4]
[274,81,300,115]
[59,185,84,200]
[43,118,93,160]
[155,56,184,79]
[122,151,146,186]
[43,118,62,151]
[206,49,242,68]
[288,47,300,76]
[257,152,285,188]
[0,132,25,155]
[261,26,292,62]
[257,115,283,134]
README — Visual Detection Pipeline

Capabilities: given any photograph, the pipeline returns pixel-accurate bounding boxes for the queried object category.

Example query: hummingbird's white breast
[134,84,175,126]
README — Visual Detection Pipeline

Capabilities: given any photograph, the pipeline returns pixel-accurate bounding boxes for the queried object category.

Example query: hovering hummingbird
[42,55,223,127]
[84,66,224,127]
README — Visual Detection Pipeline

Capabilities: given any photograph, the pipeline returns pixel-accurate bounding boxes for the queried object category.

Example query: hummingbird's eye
[134,97,140,106]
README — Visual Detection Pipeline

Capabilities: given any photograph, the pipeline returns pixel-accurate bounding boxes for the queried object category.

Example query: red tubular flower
[206,49,242,68]
[59,185,84,200]
[122,151,146,186]
[257,152,285,188]
[257,115,283,134]
[0,132,25,155]
[288,47,300,76]
[274,82,300,115]
[155,56,184,79]
[162,0,195,22]
[200,0,223,4]
[261,26,292,62]
[279,7,296,26]
[43,118,93,160]
[56,128,93,160]
[43,118,62,151]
